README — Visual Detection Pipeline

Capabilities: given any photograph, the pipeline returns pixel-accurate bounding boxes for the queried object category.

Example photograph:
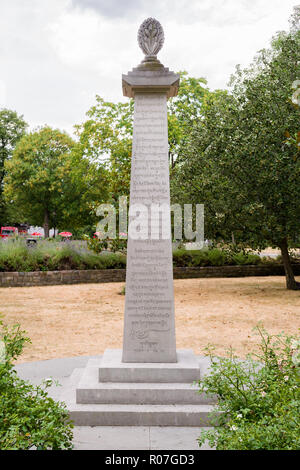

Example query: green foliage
[119,286,126,296]
[85,236,109,254]
[0,239,126,271]
[168,71,208,165]
[172,24,300,289]
[0,240,266,272]
[74,97,133,203]
[172,247,262,267]
[198,326,300,450]
[3,127,75,235]
[0,108,27,226]
[3,126,108,236]
[0,320,73,450]
[232,252,261,266]
[74,72,209,205]
[207,248,227,266]
[85,235,127,255]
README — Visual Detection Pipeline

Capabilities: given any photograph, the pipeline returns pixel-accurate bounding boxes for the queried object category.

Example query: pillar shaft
[122,92,176,362]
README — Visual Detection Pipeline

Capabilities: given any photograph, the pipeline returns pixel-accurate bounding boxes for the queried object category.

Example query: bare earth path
[0,276,299,363]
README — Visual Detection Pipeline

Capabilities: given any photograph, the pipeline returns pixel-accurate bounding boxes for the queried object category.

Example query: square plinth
[98,349,200,383]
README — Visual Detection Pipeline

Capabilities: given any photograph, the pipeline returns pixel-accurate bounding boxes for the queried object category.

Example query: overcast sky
[0,0,298,136]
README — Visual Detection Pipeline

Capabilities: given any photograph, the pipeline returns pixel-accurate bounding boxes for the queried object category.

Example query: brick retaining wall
[0,264,299,287]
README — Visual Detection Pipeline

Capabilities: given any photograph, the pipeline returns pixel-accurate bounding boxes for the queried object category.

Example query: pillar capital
[122,17,179,99]
[122,68,179,99]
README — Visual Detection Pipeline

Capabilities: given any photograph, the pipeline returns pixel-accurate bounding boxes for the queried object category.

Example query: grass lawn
[0,276,299,363]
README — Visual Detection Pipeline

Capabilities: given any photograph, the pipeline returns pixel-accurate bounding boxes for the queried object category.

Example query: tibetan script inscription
[122,93,176,362]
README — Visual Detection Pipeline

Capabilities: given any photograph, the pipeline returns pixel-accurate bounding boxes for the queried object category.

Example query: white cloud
[0,80,6,107]
[0,0,297,135]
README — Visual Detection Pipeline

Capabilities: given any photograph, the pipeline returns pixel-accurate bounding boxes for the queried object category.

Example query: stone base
[60,349,218,426]
[99,349,200,383]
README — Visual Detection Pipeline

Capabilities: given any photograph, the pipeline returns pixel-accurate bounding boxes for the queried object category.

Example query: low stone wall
[174,264,300,279]
[0,264,299,287]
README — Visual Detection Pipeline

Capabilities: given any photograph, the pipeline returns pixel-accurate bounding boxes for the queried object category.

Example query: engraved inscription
[122,92,176,362]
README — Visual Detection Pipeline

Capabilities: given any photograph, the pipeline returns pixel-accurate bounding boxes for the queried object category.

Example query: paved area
[73,426,210,450]
[15,356,212,450]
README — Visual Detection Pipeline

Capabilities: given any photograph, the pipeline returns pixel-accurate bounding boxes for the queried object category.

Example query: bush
[0,240,127,272]
[0,240,269,272]
[172,249,194,267]
[207,248,228,266]
[85,236,127,255]
[198,326,300,450]
[232,252,261,265]
[0,320,74,450]
[172,247,262,268]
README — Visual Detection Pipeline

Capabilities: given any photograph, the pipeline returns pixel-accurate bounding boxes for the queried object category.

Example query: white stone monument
[63,19,215,426]
[122,18,178,363]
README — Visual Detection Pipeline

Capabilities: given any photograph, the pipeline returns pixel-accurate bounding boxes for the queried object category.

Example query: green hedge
[0,240,276,272]
[172,248,264,267]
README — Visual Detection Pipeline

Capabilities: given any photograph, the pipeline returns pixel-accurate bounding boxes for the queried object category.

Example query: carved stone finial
[138,18,164,59]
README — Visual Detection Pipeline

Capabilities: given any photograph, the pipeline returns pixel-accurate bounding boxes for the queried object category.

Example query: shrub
[207,248,228,266]
[172,249,194,267]
[232,252,261,265]
[173,248,263,268]
[198,326,300,450]
[187,250,211,267]
[0,240,127,272]
[0,241,30,271]
[0,320,74,450]
[85,236,127,255]
[0,240,268,271]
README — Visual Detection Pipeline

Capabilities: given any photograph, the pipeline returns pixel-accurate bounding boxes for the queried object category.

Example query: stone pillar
[66,20,210,427]
[122,18,180,363]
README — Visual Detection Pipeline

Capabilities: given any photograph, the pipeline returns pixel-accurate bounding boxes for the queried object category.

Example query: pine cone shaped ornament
[138,18,165,58]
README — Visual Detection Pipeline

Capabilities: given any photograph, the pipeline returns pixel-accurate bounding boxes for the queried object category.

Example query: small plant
[110,237,127,254]
[118,286,126,295]
[85,235,109,254]
[0,320,74,450]
[85,235,127,255]
[198,326,300,450]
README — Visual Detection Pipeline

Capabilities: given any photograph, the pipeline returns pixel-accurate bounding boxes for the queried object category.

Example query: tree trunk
[280,238,300,290]
[44,209,50,238]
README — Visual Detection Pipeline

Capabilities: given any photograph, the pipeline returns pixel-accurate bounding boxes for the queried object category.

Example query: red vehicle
[0,226,18,239]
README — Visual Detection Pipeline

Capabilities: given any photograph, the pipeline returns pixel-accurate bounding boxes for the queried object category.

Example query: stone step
[60,368,219,426]
[98,349,200,383]
[68,402,217,427]
[76,365,215,405]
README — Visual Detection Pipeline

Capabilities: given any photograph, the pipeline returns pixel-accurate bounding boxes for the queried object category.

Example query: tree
[75,72,208,202]
[75,97,133,206]
[68,142,110,232]
[4,127,74,237]
[4,126,108,237]
[289,4,300,33]
[168,72,208,167]
[172,24,300,289]
[0,109,27,225]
